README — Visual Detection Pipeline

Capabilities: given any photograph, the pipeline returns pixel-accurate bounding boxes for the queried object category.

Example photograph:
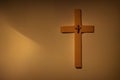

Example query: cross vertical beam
[74,9,82,68]
[61,9,94,69]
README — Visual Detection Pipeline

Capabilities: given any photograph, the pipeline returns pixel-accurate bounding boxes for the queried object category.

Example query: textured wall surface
[0,0,120,80]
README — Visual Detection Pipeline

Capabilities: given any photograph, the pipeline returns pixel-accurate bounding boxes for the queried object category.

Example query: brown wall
[0,0,120,80]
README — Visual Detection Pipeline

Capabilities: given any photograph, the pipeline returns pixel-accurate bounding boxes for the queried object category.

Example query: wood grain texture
[60,9,94,69]
[82,25,94,33]
[74,9,82,68]
[74,9,82,26]
[75,32,82,68]
[61,26,75,33]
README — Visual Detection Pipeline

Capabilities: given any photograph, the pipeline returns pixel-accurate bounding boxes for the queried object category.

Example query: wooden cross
[61,9,94,69]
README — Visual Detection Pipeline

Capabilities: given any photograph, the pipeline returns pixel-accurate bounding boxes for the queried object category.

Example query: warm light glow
[0,0,119,80]
[1,26,42,79]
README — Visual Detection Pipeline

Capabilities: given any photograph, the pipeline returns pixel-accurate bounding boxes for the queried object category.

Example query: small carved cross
[61,9,94,69]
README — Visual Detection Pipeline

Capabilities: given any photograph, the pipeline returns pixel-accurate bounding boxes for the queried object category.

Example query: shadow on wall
[0,1,56,45]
